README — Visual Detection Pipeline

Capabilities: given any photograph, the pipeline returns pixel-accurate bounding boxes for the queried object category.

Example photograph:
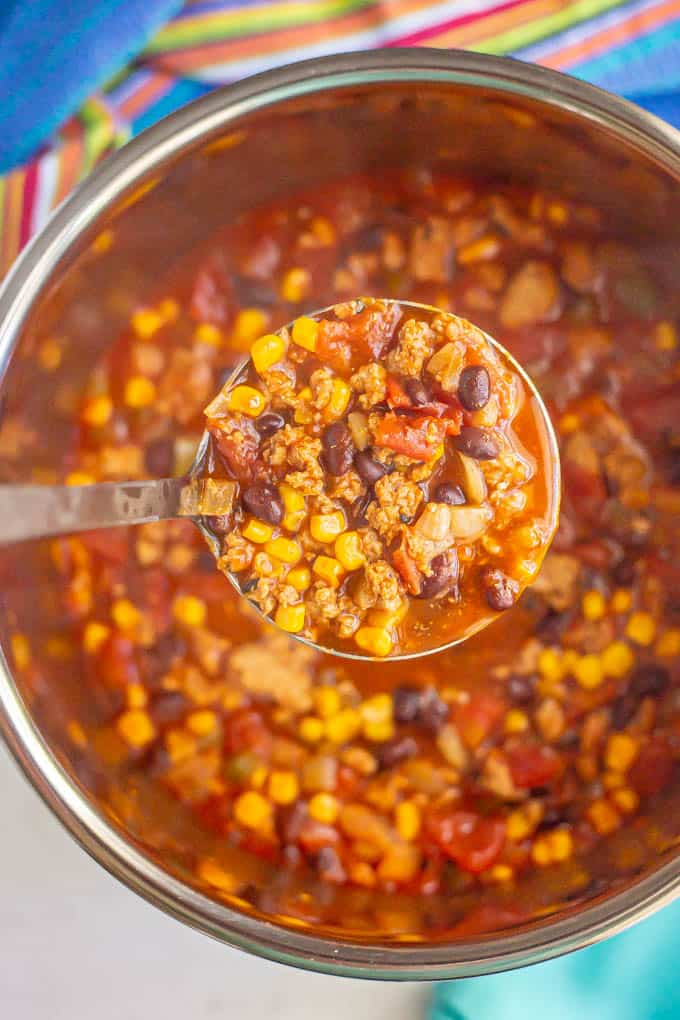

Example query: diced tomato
[190,252,235,326]
[374,414,446,461]
[181,570,231,602]
[505,744,562,789]
[316,302,401,374]
[453,692,506,749]
[223,708,272,757]
[392,538,422,595]
[426,809,506,873]
[95,632,140,688]
[562,461,608,520]
[80,528,129,564]
[449,903,527,938]
[386,375,411,409]
[629,738,675,797]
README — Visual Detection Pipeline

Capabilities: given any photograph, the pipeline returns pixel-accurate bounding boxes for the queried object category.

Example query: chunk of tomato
[453,692,506,749]
[374,414,446,461]
[426,809,506,873]
[505,744,562,789]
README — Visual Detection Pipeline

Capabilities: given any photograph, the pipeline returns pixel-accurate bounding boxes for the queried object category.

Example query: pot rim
[1,49,679,980]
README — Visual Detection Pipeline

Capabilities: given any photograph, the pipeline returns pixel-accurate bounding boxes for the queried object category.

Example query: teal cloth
[431,899,680,1019]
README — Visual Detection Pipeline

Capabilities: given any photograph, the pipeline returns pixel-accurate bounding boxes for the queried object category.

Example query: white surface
[0,744,428,1019]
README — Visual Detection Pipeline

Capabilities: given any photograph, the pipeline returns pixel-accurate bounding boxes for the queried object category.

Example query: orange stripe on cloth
[54,120,85,205]
[540,0,680,67]
[416,0,569,49]
[116,71,176,120]
[147,0,436,74]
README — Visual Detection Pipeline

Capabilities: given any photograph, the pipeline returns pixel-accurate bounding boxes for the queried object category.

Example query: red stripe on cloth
[386,0,534,47]
[18,161,38,249]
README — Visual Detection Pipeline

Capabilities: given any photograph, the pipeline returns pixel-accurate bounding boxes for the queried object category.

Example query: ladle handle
[0,477,190,544]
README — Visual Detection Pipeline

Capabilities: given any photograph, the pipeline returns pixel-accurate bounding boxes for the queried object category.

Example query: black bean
[629,664,670,699]
[350,489,372,528]
[322,422,355,476]
[196,547,217,572]
[255,411,287,437]
[354,449,387,484]
[433,481,466,506]
[457,365,490,411]
[151,691,189,726]
[507,674,536,704]
[611,694,638,731]
[418,687,449,733]
[537,808,567,831]
[483,568,519,611]
[418,550,459,600]
[348,223,384,253]
[404,378,430,406]
[393,684,422,724]
[612,558,637,587]
[454,425,499,460]
[377,736,418,770]
[204,513,232,535]
[242,481,283,525]
[233,275,278,308]
[144,436,174,477]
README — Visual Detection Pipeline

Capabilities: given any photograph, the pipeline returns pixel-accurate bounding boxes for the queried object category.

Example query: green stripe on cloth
[475,0,627,55]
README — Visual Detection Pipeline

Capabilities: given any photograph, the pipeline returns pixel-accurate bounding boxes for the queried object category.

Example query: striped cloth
[2,0,680,277]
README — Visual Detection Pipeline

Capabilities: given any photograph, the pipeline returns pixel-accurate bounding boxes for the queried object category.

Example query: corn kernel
[268,770,300,805]
[264,537,301,566]
[395,801,421,841]
[314,687,342,719]
[233,790,273,830]
[131,307,164,339]
[291,315,319,351]
[92,228,114,255]
[126,684,147,709]
[308,792,340,824]
[280,482,305,514]
[251,333,286,373]
[283,509,307,533]
[67,720,88,748]
[197,858,238,893]
[538,647,563,682]
[287,566,311,592]
[124,375,157,409]
[194,322,223,347]
[549,828,573,862]
[573,654,604,690]
[232,308,270,350]
[327,378,352,419]
[490,865,514,883]
[38,337,63,372]
[611,588,632,614]
[656,628,680,658]
[457,234,501,265]
[242,518,274,544]
[117,709,156,748]
[655,320,677,351]
[81,395,113,427]
[83,621,110,654]
[310,216,336,245]
[355,627,393,658]
[505,709,529,734]
[507,808,533,842]
[335,531,366,572]
[313,555,345,588]
[605,733,638,773]
[601,640,634,678]
[187,709,219,737]
[281,268,311,304]
[588,798,620,835]
[603,770,625,791]
[363,719,395,742]
[360,694,393,725]
[172,594,207,628]
[531,837,552,866]
[250,765,268,789]
[367,601,408,630]
[11,633,31,670]
[325,708,361,744]
[275,603,306,634]
[547,201,569,226]
[227,384,267,417]
[293,389,314,425]
[559,412,581,434]
[111,598,141,632]
[299,716,324,743]
[611,787,639,814]
[310,511,346,544]
[66,471,95,486]
[582,589,606,622]
[626,612,656,646]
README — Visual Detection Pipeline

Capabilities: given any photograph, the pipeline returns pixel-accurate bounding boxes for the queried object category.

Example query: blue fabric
[430,899,680,1019]
[0,0,181,172]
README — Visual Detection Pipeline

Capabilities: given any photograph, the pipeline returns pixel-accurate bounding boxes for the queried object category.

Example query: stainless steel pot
[0,50,679,980]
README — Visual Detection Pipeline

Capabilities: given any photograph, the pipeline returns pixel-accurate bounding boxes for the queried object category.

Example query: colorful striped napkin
[1,0,680,277]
